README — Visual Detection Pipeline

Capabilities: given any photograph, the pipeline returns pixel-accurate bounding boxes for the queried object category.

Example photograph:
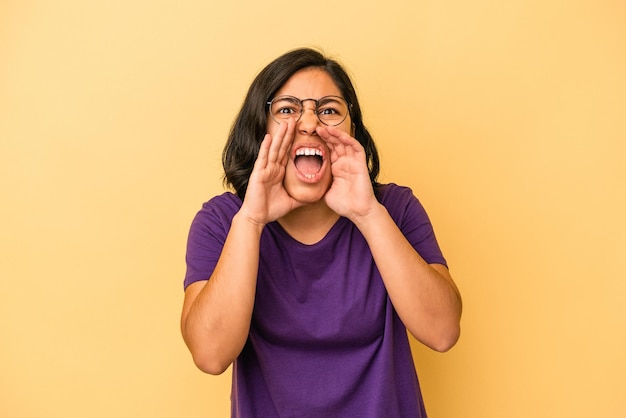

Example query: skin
[181,68,462,375]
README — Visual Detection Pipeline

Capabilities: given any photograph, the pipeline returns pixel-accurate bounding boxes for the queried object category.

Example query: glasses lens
[268,95,350,126]
[270,96,302,122]
[317,96,349,126]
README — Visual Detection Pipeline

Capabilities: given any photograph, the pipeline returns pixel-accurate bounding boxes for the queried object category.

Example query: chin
[283,164,333,204]
[287,188,329,205]
[284,180,332,205]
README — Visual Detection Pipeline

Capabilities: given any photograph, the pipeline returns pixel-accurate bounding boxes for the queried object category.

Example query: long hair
[222,48,380,200]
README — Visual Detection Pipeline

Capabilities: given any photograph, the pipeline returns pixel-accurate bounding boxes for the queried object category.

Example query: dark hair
[222,48,380,200]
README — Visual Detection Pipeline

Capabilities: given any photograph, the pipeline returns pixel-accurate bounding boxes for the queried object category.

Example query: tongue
[295,156,322,176]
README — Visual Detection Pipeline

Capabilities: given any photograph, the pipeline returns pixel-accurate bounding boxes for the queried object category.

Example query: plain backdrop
[1,1,625,417]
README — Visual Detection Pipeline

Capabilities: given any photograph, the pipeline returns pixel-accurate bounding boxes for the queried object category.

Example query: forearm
[353,204,462,352]
[181,211,264,374]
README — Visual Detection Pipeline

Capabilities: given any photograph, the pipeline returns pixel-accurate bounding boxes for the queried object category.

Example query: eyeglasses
[267,95,351,126]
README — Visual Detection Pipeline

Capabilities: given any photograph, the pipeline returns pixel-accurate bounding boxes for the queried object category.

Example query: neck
[277,200,340,245]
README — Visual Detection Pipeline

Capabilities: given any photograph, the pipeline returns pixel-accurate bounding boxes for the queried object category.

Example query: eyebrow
[275,95,343,102]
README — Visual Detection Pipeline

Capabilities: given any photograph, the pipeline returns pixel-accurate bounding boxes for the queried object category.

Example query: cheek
[265,118,278,136]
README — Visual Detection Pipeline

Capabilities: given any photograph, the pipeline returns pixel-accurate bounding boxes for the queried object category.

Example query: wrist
[232,209,266,235]
[350,202,387,230]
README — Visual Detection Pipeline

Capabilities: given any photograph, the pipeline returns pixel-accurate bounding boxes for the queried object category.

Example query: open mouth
[294,147,324,179]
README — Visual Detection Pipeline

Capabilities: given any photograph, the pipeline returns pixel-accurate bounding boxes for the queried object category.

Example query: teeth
[296,148,322,157]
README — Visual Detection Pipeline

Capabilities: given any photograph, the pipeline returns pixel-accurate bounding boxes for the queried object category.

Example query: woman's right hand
[239,119,304,226]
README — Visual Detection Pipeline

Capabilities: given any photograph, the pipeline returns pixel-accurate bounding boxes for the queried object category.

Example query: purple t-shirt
[184,183,447,417]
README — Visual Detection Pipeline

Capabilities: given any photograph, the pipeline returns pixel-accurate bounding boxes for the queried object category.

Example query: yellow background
[2,0,625,417]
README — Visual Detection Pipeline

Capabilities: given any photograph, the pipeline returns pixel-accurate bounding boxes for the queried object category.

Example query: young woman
[181,48,462,417]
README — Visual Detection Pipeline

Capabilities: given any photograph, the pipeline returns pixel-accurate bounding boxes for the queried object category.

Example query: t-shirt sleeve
[379,184,448,267]
[183,194,240,290]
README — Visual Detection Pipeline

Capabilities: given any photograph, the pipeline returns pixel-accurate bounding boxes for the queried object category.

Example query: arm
[180,213,263,374]
[353,204,462,352]
[181,120,301,374]
[319,126,462,352]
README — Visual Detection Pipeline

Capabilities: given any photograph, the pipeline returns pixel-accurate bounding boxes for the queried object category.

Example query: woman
[181,48,462,417]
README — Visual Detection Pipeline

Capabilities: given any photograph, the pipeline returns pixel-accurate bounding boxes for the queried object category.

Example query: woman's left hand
[319,126,462,352]
[317,126,378,220]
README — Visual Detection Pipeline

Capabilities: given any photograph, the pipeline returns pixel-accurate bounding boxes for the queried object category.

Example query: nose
[297,103,319,135]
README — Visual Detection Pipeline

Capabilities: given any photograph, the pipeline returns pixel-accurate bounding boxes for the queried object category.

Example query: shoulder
[376,183,427,221]
[184,193,241,289]
[190,192,242,235]
[198,192,242,217]
[376,183,447,266]
[376,183,415,203]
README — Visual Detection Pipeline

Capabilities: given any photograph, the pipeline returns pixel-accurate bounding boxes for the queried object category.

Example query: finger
[317,126,358,154]
[266,121,287,163]
[317,128,346,161]
[325,125,361,147]
[255,134,272,168]
[316,126,340,145]
[277,118,295,165]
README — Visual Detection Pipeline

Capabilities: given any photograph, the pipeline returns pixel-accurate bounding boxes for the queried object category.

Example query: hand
[317,126,379,220]
[240,119,305,226]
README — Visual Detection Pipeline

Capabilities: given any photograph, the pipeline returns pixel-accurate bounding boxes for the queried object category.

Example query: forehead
[275,68,342,98]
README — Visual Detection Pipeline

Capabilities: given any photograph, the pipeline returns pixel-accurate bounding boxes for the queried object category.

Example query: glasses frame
[266,95,352,127]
